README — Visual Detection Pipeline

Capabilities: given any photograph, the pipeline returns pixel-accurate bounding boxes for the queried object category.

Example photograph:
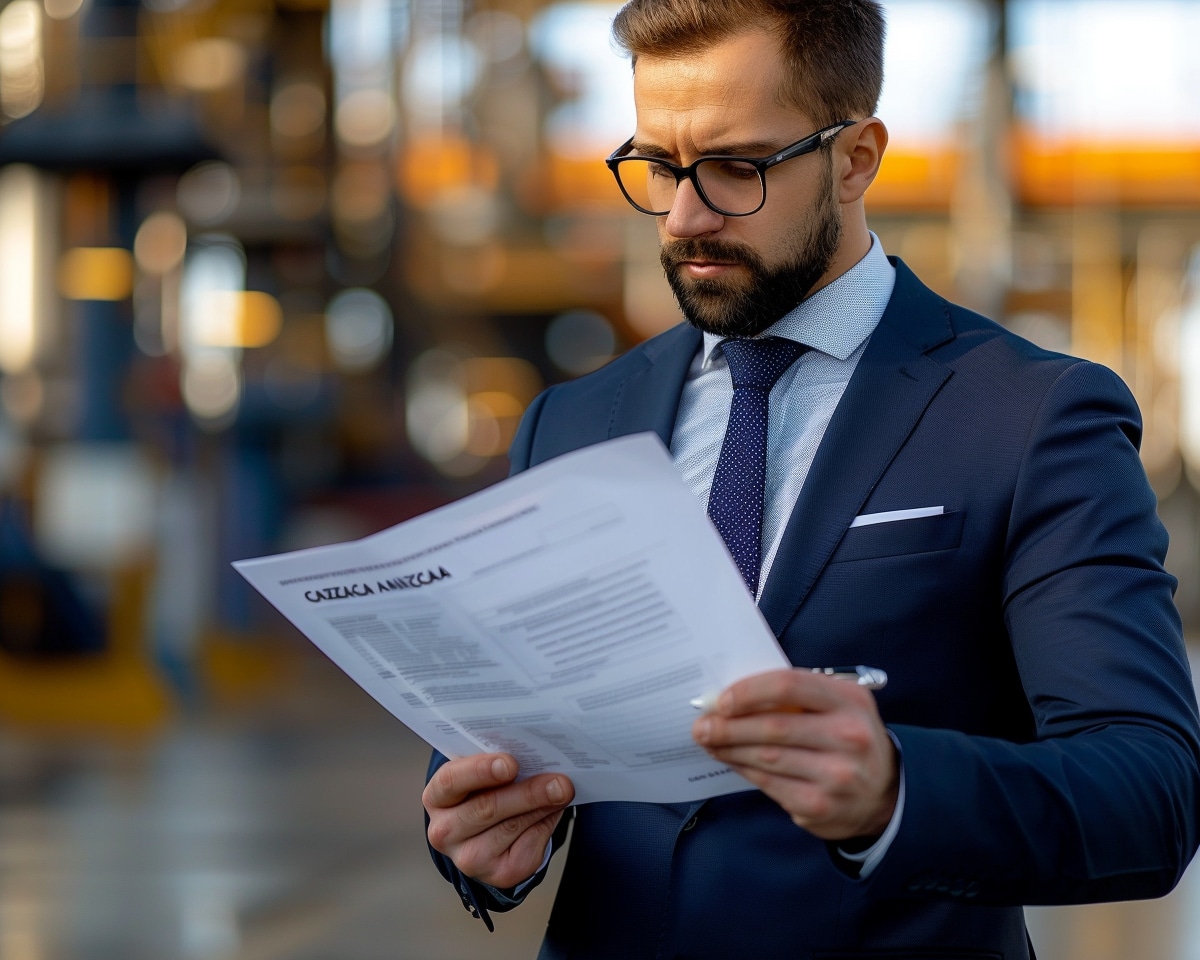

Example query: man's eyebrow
[628,138,787,160]
[700,140,784,157]
[627,140,673,159]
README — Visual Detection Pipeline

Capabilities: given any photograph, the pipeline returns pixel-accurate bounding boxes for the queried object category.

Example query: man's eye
[648,163,675,180]
[710,160,759,181]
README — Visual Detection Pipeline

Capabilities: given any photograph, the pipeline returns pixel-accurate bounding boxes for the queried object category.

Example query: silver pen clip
[808,664,888,690]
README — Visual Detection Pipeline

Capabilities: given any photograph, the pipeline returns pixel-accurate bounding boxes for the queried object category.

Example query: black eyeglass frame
[605,118,858,217]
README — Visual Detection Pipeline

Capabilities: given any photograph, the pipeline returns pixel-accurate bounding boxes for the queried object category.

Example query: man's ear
[837,117,888,204]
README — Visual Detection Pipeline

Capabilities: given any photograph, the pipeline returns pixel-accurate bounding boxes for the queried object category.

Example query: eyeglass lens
[616,158,764,215]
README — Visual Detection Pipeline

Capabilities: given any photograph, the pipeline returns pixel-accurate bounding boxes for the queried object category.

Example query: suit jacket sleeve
[424,748,573,929]
[866,359,1200,903]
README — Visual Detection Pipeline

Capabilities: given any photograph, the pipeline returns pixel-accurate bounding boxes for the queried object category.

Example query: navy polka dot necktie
[707,336,807,596]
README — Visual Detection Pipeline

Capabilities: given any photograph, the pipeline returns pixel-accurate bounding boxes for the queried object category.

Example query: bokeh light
[406,348,470,467]
[181,238,246,353]
[134,212,189,276]
[335,88,394,149]
[324,288,393,373]
[270,80,327,141]
[57,248,135,302]
[177,163,242,226]
[189,291,283,349]
[42,0,84,21]
[402,33,481,127]
[0,165,39,373]
[174,38,247,93]
[34,445,158,569]
[545,309,616,376]
[405,349,543,475]
[182,351,241,425]
[0,0,44,120]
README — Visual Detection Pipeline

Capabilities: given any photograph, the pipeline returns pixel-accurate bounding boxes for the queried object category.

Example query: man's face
[631,29,844,338]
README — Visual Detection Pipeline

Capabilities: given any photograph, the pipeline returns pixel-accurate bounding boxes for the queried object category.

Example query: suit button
[682,815,699,831]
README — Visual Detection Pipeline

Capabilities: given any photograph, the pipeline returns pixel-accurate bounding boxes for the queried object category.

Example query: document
[234,433,791,804]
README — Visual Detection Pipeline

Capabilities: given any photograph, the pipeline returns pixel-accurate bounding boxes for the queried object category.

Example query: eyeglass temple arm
[764,119,857,167]
[823,119,858,140]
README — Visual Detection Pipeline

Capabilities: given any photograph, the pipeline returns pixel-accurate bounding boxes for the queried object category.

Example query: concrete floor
[0,646,1197,960]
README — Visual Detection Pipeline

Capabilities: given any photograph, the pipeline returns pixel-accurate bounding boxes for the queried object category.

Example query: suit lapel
[757,261,955,638]
[607,323,701,445]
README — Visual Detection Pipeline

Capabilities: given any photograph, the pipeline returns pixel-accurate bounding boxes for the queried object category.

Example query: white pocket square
[849,506,945,528]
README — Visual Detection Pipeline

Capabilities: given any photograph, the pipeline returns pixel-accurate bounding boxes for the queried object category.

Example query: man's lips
[679,260,740,278]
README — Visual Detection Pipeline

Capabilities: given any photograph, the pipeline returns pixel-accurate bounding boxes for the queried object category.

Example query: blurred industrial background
[0,0,1198,956]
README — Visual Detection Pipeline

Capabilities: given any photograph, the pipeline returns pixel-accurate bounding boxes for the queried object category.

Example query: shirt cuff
[836,730,905,878]
[472,837,555,907]
[512,839,555,896]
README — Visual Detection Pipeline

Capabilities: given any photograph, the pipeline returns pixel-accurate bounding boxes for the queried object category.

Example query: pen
[689,665,888,712]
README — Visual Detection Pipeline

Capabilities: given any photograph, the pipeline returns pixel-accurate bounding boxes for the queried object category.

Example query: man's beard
[659,161,842,339]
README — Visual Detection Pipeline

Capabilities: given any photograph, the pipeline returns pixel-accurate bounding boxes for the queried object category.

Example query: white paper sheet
[233,433,791,804]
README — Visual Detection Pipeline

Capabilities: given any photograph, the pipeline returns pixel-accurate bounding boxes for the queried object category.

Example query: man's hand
[423,753,575,889]
[692,669,898,841]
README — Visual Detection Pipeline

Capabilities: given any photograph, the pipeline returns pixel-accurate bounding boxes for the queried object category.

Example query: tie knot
[720,337,806,391]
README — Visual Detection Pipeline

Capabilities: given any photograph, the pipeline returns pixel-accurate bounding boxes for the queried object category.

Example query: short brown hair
[611,0,885,127]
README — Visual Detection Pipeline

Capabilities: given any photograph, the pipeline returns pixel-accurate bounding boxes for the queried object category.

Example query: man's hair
[611,0,886,127]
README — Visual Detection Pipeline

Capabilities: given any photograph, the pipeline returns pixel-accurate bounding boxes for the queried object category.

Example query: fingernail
[694,718,711,744]
[491,757,510,780]
[716,692,732,714]
[546,779,565,804]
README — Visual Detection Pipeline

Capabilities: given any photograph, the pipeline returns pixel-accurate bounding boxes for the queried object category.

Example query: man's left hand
[692,668,899,841]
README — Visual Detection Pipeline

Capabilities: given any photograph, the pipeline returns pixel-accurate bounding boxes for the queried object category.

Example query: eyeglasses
[605,119,857,217]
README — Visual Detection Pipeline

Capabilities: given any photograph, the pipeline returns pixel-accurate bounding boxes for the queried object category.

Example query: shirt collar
[700,232,895,368]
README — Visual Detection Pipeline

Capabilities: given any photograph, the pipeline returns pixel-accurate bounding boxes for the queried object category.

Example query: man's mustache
[660,238,766,274]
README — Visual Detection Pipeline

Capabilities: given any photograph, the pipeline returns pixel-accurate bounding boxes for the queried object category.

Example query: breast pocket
[830,510,965,563]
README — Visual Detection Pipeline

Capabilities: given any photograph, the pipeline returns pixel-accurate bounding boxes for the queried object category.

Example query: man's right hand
[423,753,575,890]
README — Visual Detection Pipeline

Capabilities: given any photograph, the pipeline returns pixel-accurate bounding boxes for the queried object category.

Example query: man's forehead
[631,29,788,98]
[630,34,813,154]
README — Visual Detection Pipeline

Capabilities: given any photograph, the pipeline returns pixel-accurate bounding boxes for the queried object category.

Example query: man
[423,1,1200,957]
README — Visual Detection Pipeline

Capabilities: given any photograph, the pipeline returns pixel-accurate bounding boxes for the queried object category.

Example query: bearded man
[422,2,1200,957]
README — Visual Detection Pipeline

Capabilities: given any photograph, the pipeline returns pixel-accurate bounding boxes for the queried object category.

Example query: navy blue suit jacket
[429,260,1200,959]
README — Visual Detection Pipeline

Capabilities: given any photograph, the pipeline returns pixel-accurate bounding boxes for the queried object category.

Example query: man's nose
[663,177,725,238]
